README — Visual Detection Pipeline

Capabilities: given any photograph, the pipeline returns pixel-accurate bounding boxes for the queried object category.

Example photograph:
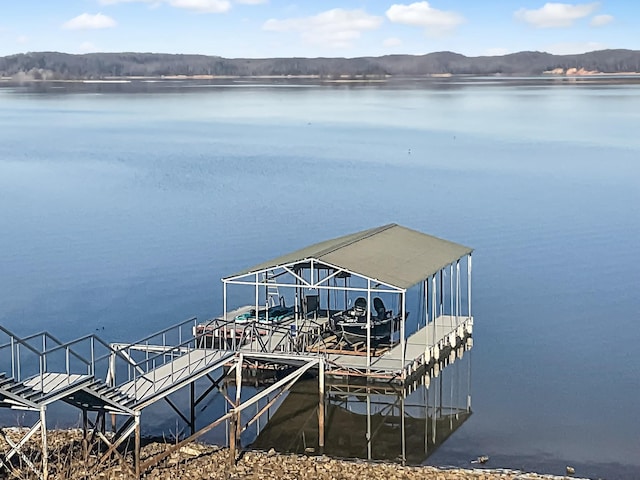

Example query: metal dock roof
[226,223,473,290]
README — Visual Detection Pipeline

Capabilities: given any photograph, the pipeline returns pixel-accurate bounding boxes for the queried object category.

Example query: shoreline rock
[0,429,589,480]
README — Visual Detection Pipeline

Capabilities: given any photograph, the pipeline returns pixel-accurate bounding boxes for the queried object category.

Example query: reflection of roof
[226,224,472,290]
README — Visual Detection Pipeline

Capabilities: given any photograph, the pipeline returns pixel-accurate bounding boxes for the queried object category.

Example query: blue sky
[0,1,636,58]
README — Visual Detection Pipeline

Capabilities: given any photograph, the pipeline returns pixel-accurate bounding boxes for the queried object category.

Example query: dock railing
[195,315,329,355]
[0,326,120,397]
[111,318,235,401]
[101,314,335,401]
[0,326,49,393]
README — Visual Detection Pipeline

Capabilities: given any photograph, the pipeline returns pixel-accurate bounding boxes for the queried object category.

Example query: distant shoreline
[2,49,640,82]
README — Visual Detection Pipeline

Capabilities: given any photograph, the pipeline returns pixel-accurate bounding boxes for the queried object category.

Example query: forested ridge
[1,49,640,80]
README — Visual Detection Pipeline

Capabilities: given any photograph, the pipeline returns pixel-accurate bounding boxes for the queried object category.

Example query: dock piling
[319,359,325,450]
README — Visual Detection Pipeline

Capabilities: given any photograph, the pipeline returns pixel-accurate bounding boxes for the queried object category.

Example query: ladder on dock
[263,272,280,307]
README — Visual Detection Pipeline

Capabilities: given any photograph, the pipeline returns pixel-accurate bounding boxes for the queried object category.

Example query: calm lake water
[1,78,639,479]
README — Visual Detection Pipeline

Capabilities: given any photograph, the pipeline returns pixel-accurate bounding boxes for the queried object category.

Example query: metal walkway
[0,320,323,479]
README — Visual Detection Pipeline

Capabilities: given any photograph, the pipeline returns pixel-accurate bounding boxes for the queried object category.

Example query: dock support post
[400,393,406,466]
[450,263,454,327]
[134,412,141,480]
[82,409,89,462]
[40,407,48,480]
[439,269,443,317]
[456,261,460,329]
[467,345,472,413]
[230,354,243,465]
[424,383,429,456]
[229,416,236,466]
[400,290,406,379]
[190,382,196,436]
[223,281,228,350]
[223,381,229,447]
[366,279,371,371]
[424,278,429,356]
[318,359,325,450]
[432,379,437,444]
[432,276,437,357]
[366,393,372,460]
[109,351,117,433]
[467,254,472,319]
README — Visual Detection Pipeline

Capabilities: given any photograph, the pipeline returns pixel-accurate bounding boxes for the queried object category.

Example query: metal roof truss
[223,257,404,294]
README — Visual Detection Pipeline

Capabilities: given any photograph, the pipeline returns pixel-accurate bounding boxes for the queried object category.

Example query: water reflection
[252,345,471,464]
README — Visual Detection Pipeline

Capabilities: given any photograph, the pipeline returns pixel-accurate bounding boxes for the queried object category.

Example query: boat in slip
[331,297,407,346]
[234,304,295,324]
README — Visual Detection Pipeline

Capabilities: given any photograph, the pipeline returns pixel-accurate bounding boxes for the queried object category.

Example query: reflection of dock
[252,344,472,465]
[1,224,473,479]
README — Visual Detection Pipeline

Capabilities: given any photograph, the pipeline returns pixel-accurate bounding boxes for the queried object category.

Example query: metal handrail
[0,325,140,398]
[121,319,233,399]
[116,316,198,351]
[0,326,45,358]
[0,326,49,392]
[125,329,207,374]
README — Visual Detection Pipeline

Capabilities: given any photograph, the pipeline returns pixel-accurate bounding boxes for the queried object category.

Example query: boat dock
[1,223,473,479]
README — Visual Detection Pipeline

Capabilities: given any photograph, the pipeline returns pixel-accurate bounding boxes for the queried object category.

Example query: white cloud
[383,37,403,47]
[168,0,230,13]
[100,0,231,12]
[234,0,267,4]
[385,2,464,35]
[100,0,137,3]
[545,41,606,54]
[514,2,599,28]
[99,0,159,4]
[16,35,29,44]
[590,14,613,26]
[63,13,117,30]
[263,9,383,49]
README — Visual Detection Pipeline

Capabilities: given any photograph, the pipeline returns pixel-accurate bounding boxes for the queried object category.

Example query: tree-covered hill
[1,49,639,80]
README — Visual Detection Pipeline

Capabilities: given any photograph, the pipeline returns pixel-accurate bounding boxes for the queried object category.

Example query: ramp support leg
[40,407,48,480]
[318,359,325,450]
[134,412,141,480]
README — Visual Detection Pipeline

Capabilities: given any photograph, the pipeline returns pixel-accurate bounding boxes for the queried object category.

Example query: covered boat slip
[218,223,473,381]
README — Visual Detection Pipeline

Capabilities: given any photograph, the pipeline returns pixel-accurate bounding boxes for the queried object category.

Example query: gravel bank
[0,429,585,480]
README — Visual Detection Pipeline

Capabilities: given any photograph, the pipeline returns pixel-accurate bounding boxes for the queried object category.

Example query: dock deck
[195,310,472,381]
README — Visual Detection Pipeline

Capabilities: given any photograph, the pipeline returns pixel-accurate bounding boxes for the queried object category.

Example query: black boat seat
[373,297,390,320]
[353,297,367,316]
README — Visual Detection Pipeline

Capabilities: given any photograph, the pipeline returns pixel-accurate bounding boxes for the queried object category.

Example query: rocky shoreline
[0,429,586,480]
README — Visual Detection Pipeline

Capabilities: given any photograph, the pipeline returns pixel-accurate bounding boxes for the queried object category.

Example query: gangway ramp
[117,349,234,408]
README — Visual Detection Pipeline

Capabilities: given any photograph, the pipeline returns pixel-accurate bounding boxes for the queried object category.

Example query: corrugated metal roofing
[225,224,473,290]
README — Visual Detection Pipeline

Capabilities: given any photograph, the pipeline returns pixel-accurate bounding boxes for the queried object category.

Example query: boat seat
[353,297,367,317]
[302,294,319,318]
[373,297,390,320]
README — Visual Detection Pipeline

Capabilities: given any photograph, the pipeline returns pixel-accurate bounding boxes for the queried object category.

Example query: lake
[1,78,639,479]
